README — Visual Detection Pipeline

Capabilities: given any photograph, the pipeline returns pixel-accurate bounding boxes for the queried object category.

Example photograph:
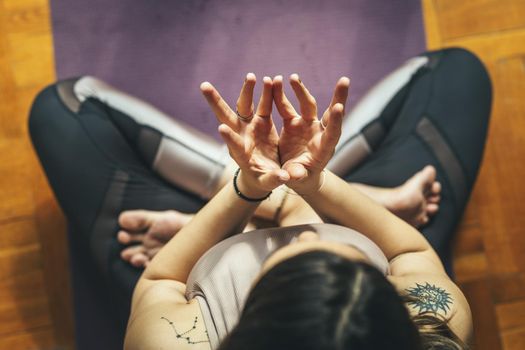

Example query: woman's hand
[273,74,350,192]
[201,73,289,197]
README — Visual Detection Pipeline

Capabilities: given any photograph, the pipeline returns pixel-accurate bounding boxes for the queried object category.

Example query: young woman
[29,48,491,349]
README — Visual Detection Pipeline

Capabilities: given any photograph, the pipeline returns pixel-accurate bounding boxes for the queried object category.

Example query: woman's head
[219,249,422,350]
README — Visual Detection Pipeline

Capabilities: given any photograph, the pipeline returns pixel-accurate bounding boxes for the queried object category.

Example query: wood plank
[0,139,36,220]
[501,328,525,350]
[0,218,39,248]
[476,56,525,277]
[0,0,74,347]
[33,169,75,349]
[491,273,525,304]
[0,270,52,335]
[461,279,503,350]
[0,326,55,350]
[433,0,525,41]
[496,300,525,331]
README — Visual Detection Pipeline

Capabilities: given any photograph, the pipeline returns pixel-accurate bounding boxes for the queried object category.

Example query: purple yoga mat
[50,0,425,137]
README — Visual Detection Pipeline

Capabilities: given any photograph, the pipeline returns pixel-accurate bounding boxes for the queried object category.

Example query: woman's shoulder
[388,273,473,344]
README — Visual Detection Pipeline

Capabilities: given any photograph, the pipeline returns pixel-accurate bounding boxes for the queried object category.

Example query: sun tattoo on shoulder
[161,316,210,345]
[405,282,453,315]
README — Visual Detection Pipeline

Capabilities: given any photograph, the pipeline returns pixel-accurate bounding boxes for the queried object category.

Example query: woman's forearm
[299,170,433,261]
[142,174,264,283]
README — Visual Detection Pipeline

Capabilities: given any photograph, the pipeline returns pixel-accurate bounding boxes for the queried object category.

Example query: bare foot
[117,209,258,267]
[353,166,441,227]
[117,210,193,267]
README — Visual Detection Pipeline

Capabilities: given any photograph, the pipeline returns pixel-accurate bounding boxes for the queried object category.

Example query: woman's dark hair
[219,251,468,350]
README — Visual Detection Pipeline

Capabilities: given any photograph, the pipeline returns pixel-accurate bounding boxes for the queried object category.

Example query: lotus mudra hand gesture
[122,67,473,350]
[200,72,350,194]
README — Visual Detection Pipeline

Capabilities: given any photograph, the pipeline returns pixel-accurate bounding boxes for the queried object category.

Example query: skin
[124,74,472,350]
[259,231,370,275]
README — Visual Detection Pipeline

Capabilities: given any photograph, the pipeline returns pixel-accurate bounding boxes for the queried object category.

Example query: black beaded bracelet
[233,168,272,202]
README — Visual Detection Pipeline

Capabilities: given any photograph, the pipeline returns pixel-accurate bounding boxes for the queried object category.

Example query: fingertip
[290,73,300,82]
[339,76,351,86]
[263,76,272,85]
[200,81,213,93]
[273,75,283,83]
[332,103,344,113]
[278,170,290,182]
[246,72,256,82]
[217,123,229,134]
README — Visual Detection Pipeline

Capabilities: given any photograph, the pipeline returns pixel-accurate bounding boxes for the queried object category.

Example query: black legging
[29,47,491,340]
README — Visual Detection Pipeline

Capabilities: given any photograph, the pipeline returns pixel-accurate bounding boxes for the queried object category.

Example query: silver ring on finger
[236,109,254,122]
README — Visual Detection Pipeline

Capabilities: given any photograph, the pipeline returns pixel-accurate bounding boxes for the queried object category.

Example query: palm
[273,74,349,181]
[279,118,328,173]
[201,74,289,191]
[238,115,281,175]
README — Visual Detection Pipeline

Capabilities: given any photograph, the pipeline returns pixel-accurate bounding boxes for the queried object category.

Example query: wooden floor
[0,0,524,349]
[0,0,74,348]
[424,0,525,349]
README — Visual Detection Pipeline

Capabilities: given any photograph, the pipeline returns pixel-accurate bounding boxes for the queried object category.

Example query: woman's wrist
[287,170,325,196]
[234,169,272,200]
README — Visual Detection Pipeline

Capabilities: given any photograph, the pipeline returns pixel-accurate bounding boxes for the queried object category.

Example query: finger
[273,75,298,120]
[258,168,290,189]
[322,76,350,122]
[255,76,273,117]
[290,73,317,121]
[117,231,145,244]
[200,82,237,127]
[320,103,344,151]
[218,124,249,166]
[283,162,308,181]
[328,76,350,110]
[236,73,256,118]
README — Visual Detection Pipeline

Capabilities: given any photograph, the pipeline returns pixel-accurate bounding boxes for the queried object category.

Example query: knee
[28,77,83,143]
[433,48,491,94]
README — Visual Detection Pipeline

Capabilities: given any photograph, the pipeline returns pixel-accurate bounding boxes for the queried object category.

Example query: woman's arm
[274,74,443,269]
[126,74,289,348]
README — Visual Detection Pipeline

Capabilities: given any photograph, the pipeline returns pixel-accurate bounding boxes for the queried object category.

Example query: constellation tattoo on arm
[161,316,210,345]
[405,282,453,315]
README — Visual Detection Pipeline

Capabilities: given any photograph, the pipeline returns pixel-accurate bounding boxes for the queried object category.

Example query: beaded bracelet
[233,168,272,202]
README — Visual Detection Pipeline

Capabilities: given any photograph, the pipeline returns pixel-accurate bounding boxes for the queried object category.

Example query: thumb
[259,168,290,190]
[283,162,308,181]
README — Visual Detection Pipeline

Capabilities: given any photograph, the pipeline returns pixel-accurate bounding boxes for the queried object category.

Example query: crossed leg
[117,164,441,267]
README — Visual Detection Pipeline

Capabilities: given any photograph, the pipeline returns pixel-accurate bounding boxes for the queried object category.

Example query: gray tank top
[185,223,389,349]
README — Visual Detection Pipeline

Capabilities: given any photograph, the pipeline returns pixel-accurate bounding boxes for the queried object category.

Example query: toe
[120,245,146,260]
[413,165,437,192]
[431,181,442,195]
[118,210,155,231]
[117,231,131,244]
[118,230,145,244]
[428,194,441,204]
[416,215,429,228]
[130,253,149,268]
[427,203,439,215]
